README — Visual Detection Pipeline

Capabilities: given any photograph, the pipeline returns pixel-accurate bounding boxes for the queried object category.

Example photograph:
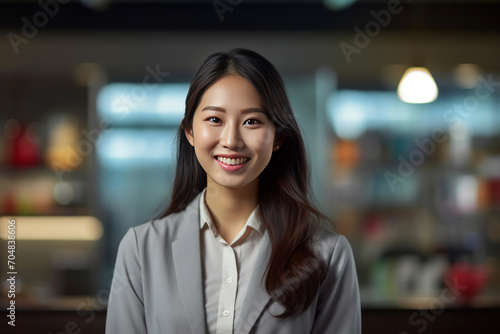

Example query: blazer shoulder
[313,228,355,269]
[131,194,201,243]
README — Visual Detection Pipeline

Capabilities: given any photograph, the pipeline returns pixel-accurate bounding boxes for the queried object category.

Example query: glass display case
[325,89,500,308]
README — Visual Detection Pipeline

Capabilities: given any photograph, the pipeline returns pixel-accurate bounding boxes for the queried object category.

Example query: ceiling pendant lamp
[397,67,439,104]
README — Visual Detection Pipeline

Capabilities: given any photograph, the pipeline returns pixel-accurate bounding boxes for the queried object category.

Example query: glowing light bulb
[397,67,438,104]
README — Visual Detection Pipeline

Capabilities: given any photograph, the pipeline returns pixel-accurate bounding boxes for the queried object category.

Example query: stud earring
[274,145,280,151]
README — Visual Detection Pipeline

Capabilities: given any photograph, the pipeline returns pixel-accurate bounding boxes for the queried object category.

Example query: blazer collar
[172,191,273,334]
[199,187,266,240]
[172,192,207,334]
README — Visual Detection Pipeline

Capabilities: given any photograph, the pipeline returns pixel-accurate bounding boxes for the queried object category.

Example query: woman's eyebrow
[241,108,266,114]
[201,105,225,112]
[201,106,266,114]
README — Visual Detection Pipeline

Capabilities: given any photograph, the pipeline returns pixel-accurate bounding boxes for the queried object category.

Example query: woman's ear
[183,125,195,147]
[274,133,285,148]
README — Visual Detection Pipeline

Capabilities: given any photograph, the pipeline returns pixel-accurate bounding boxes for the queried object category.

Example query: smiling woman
[185,74,279,207]
[105,48,361,334]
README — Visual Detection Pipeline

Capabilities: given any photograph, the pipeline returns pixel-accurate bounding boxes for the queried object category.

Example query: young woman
[106,48,361,334]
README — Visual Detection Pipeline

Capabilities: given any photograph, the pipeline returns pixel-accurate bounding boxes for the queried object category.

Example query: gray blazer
[105,192,361,334]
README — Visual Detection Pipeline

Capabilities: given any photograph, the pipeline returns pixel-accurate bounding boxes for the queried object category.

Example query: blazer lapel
[172,193,207,334]
[235,230,274,334]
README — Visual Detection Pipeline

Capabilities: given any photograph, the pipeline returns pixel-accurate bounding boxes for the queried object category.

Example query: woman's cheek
[251,129,274,152]
[198,127,210,141]
[196,124,217,143]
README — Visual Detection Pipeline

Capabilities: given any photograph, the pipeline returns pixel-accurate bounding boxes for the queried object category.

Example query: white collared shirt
[199,188,265,334]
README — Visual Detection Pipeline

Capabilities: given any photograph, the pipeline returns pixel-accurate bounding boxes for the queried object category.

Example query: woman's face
[185,74,278,191]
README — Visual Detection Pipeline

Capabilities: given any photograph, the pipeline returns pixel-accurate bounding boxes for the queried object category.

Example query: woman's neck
[204,177,259,243]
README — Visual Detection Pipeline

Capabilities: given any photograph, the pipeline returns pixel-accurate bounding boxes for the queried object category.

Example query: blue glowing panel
[328,90,500,139]
[97,83,190,126]
[327,91,418,139]
[97,129,177,169]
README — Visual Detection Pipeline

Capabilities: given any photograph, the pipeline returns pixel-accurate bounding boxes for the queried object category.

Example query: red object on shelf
[362,213,385,241]
[6,123,40,168]
[488,179,500,209]
[445,262,488,305]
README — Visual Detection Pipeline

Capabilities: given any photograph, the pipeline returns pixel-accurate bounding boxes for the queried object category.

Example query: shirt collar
[199,187,265,236]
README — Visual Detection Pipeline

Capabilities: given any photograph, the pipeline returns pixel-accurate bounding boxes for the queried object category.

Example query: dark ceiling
[1,0,500,32]
[1,0,500,89]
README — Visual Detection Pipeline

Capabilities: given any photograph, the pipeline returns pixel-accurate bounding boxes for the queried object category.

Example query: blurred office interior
[1,0,500,333]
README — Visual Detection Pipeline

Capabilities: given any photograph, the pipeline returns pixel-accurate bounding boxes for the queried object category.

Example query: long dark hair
[158,48,329,318]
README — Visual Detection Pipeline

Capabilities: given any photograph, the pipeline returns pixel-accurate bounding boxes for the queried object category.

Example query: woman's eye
[207,117,221,123]
[244,119,261,126]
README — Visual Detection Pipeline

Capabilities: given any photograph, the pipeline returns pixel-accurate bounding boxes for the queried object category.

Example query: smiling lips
[214,155,251,171]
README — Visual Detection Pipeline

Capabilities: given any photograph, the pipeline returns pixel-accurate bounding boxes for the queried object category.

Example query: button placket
[216,245,239,333]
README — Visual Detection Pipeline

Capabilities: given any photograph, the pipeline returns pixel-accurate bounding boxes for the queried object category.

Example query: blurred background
[1,0,500,333]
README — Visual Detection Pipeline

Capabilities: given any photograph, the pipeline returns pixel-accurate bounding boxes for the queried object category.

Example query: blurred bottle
[4,119,42,168]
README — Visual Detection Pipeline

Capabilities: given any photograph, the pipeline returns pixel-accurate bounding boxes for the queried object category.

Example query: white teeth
[217,156,249,165]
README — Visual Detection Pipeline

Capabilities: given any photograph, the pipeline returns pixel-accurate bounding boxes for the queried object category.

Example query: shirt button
[223,310,230,317]
[227,277,233,284]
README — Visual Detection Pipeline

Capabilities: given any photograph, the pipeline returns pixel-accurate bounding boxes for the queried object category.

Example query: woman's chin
[207,175,259,192]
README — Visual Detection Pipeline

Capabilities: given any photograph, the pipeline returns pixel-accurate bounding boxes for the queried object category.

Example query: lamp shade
[397,67,438,104]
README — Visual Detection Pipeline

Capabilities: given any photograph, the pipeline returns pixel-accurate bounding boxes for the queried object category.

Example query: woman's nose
[220,122,243,149]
